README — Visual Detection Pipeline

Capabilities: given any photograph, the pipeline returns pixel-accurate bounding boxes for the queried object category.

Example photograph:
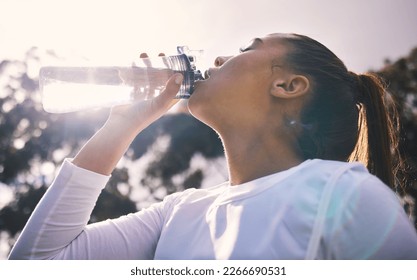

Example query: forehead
[257,33,291,59]
[262,33,295,46]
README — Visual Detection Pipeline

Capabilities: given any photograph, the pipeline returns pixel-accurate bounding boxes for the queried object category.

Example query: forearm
[72,117,141,176]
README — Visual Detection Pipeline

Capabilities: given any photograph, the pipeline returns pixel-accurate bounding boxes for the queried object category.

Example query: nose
[214,56,232,67]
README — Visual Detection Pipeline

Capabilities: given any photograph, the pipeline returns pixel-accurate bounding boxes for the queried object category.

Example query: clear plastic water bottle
[39,46,204,113]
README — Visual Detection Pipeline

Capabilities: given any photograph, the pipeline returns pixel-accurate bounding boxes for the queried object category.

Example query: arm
[8,74,183,259]
[72,73,183,175]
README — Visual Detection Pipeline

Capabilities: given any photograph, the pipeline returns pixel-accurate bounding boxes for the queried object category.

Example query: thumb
[153,73,183,109]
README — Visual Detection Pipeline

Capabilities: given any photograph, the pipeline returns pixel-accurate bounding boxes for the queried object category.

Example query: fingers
[139,52,165,57]
[138,52,166,67]
[109,72,183,133]
[140,53,152,69]
[128,51,183,109]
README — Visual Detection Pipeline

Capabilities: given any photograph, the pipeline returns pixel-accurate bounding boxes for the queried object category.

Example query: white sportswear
[9,158,417,259]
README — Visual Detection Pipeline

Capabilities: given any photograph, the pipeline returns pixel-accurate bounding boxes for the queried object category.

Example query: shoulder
[289,159,371,200]
[312,159,401,221]
[307,159,378,192]
[323,160,400,210]
[294,159,369,182]
[309,158,368,174]
[315,162,417,259]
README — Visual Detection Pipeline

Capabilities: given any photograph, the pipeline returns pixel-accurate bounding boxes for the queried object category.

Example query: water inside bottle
[39,53,203,113]
[40,66,176,113]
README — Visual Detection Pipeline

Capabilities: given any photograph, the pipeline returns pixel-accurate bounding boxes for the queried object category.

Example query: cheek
[187,58,269,123]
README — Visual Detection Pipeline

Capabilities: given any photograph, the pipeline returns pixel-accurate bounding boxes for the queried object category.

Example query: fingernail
[175,75,183,85]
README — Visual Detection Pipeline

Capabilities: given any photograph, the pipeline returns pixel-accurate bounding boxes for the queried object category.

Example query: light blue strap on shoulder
[305,163,359,260]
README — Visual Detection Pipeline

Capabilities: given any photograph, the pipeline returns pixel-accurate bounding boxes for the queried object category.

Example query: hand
[72,53,183,175]
[108,53,183,135]
[118,53,172,98]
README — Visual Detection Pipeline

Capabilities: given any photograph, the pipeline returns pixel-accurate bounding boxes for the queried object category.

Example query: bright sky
[1,0,417,72]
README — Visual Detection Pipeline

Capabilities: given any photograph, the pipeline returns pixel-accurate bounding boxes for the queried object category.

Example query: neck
[220,128,303,186]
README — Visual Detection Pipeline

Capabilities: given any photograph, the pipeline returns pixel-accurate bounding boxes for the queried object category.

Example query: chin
[187,92,211,125]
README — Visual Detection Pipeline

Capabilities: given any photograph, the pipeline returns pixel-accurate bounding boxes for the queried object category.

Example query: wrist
[104,112,152,138]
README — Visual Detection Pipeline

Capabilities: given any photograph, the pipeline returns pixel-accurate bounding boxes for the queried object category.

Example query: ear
[270,75,310,99]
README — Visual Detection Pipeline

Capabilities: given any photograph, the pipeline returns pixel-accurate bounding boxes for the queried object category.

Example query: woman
[9,33,417,259]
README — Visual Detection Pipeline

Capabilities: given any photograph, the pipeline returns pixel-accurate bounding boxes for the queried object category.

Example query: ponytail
[349,73,402,190]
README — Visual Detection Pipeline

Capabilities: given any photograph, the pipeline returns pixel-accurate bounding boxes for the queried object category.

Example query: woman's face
[187,33,290,132]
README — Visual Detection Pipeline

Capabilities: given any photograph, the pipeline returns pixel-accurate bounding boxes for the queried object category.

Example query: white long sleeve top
[8,159,417,259]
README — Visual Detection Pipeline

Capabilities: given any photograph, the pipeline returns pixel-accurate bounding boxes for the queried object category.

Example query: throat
[223,137,303,186]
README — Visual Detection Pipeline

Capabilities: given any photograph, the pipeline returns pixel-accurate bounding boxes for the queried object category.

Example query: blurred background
[1,0,417,259]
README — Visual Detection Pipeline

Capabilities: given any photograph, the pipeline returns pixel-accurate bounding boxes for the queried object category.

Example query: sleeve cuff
[60,158,111,190]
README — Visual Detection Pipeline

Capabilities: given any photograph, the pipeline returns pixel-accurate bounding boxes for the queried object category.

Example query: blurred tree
[378,47,417,222]
[134,113,224,196]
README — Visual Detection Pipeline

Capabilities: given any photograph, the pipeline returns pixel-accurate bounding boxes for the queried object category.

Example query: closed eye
[239,38,263,53]
[239,46,252,53]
